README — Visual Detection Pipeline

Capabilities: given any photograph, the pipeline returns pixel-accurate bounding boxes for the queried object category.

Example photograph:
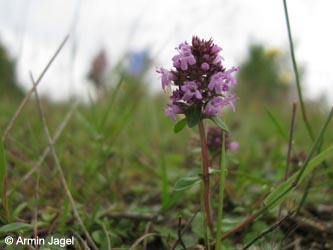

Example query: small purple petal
[203,54,210,60]
[195,90,202,99]
[222,94,238,112]
[181,81,202,102]
[165,104,182,121]
[201,62,210,71]
[208,72,224,94]
[211,44,222,54]
[208,67,239,94]
[187,56,196,65]
[181,60,188,70]
[204,96,224,116]
[170,89,181,102]
[173,42,196,70]
[157,68,176,90]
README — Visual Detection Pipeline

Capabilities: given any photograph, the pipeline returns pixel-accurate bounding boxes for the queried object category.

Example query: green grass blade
[0,137,8,221]
[265,108,288,140]
[264,145,333,208]
[98,75,124,132]
[265,106,333,209]
[160,156,169,211]
[0,137,6,193]
[283,0,314,140]
[216,132,226,250]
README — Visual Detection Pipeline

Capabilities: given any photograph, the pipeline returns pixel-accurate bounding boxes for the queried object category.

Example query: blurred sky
[0,0,332,104]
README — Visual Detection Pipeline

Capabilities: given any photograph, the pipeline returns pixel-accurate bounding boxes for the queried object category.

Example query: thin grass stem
[283,0,333,211]
[282,0,314,141]
[273,103,297,247]
[170,208,199,250]
[31,74,98,250]
[242,211,293,250]
[215,132,226,250]
[2,36,69,144]
[33,165,41,250]
[210,107,333,246]
[292,107,333,187]
[6,100,79,196]
[284,103,297,181]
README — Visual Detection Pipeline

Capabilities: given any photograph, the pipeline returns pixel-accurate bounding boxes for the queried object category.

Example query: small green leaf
[191,212,205,237]
[174,176,202,191]
[92,230,104,244]
[185,106,201,128]
[173,118,187,133]
[210,116,230,132]
[0,222,33,233]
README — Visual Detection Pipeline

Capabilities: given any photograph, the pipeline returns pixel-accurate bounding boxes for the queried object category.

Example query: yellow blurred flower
[265,48,282,58]
[279,71,292,86]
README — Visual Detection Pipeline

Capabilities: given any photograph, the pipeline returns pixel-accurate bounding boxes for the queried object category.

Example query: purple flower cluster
[157,36,238,121]
[206,126,239,153]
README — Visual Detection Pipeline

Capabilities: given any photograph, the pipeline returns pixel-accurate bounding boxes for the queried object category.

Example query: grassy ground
[1,2,333,248]
[1,71,333,249]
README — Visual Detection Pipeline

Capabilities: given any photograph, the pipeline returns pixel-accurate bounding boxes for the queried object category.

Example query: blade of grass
[97,74,124,132]
[283,0,314,140]
[283,0,333,212]
[129,233,159,250]
[0,137,9,222]
[264,145,333,208]
[160,155,169,211]
[2,35,69,143]
[242,211,293,250]
[284,103,297,180]
[265,107,288,140]
[33,160,41,242]
[210,107,333,245]
[30,74,98,250]
[0,137,7,194]
[170,208,199,250]
[292,107,333,187]
[215,132,226,250]
[265,107,333,208]
[272,103,297,248]
[6,100,79,196]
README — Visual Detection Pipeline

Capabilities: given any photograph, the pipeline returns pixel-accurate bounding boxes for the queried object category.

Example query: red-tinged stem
[198,120,214,236]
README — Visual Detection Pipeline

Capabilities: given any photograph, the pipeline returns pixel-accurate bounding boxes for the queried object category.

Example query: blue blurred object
[126,50,150,76]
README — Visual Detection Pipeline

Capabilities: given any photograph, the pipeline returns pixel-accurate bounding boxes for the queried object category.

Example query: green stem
[215,132,226,250]
[283,0,314,140]
[198,120,214,237]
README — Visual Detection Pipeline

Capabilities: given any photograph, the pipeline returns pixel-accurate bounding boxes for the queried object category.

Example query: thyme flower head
[157,36,239,122]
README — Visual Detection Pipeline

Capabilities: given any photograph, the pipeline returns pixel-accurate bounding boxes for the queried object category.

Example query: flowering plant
[157,36,238,131]
[157,36,238,247]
